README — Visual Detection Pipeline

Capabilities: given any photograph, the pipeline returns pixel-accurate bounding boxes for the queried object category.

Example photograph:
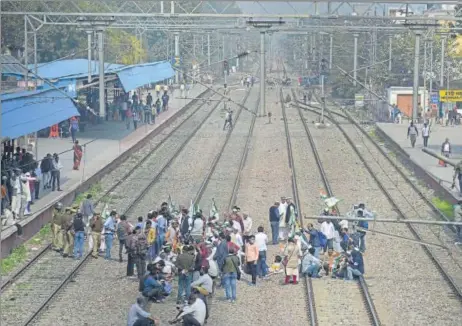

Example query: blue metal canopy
[2,89,80,139]
[116,61,174,92]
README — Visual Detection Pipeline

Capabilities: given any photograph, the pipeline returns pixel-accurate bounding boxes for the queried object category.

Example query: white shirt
[190,218,204,235]
[243,217,252,234]
[444,143,450,152]
[422,126,430,137]
[254,232,268,251]
[190,273,213,293]
[232,220,242,233]
[179,298,206,325]
[127,303,151,326]
[320,221,335,239]
[278,202,288,216]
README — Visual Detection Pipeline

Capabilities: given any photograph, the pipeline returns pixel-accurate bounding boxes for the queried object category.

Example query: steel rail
[289,88,381,326]
[279,88,318,326]
[0,88,213,293]
[306,92,462,301]
[192,76,259,208]
[22,91,227,326]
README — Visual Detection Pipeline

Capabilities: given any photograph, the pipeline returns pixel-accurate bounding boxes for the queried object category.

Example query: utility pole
[388,35,392,71]
[429,38,433,97]
[260,31,266,116]
[304,34,308,70]
[440,36,446,87]
[24,16,28,89]
[207,33,211,66]
[174,32,180,83]
[329,34,333,70]
[353,33,358,86]
[87,30,92,83]
[97,29,105,120]
[412,30,422,123]
[423,39,427,113]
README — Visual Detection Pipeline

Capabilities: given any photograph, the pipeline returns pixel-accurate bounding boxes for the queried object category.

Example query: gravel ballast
[302,107,462,326]
[28,87,255,326]
[283,95,372,326]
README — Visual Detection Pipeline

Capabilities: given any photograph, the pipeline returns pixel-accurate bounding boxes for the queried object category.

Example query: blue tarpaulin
[116,61,174,92]
[2,89,80,139]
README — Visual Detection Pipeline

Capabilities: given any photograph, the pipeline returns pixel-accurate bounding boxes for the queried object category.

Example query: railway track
[0,85,243,326]
[27,83,261,326]
[297,92,462,301]
[281,88,380,326]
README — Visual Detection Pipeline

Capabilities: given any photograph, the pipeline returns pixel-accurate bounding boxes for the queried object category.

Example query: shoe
[92,255,98,259]
[228,299,232,303]
[119,258,123,263]
[231,299,236,303]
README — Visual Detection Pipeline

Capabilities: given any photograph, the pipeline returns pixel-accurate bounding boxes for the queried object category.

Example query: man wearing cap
[90,212,103,258]
[52,202,64,251]
[62,207,76,258]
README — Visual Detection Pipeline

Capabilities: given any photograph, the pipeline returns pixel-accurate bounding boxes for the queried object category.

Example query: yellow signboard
[439,90,462,102]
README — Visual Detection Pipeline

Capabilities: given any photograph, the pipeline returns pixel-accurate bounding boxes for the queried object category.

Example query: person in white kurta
[278,197,288,240]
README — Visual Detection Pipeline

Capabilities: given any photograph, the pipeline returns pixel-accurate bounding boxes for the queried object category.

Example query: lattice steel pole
[87,31,92,83]
[97,29,105,119]
[353,33,359,86]
[412,30,422,123]
[260,31,266,117]
[174,32,180,83]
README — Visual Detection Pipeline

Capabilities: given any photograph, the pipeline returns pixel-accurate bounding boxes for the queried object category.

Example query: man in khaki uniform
[62,207,76,258]
[90,212,103,258]
[51,202,64,251]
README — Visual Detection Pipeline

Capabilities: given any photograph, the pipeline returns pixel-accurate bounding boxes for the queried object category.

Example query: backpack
[317,231,327,248]
[136,234,149,256]
[358,219,369,230]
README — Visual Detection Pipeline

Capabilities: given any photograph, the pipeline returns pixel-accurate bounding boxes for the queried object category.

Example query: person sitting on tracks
[301,247,321,278]
[127,296,159,326]
[321,248,340,277]
[345,246,364,280]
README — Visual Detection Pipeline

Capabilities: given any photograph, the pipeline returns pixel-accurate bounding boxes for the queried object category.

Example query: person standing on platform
[162,91,169,112]
[422,122,430,148]
[69,117,79,143]
[40,154,53,189]
[155,98,161,115]
[51,153,62,191]
[146,92,153,109]
[407,121,418,148]
[73,140,83,171]
[155,84,161,98]
[441,138,452,167]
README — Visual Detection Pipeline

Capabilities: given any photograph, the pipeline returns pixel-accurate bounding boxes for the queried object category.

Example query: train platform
[1,84,207,242]
[376,122,462,199]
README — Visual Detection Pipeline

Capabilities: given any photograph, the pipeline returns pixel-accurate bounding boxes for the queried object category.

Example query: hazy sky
[236,2,428,15]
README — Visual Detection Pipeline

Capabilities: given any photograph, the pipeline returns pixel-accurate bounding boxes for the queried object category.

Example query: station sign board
[439,89,462,103]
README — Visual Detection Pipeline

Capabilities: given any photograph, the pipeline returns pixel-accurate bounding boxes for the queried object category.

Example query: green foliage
[74,183,103,206]
[1,245,27,276]
[432,197,454,220]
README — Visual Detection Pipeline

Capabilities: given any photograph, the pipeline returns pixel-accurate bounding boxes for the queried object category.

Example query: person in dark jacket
[285,199,297,225]
[307,223,321,258]
[73,213,86,259]
[213,233,228,271]
[40,154,53,189]
[346,247,364,280]
[269,201,280,244]
[175,245,196,304]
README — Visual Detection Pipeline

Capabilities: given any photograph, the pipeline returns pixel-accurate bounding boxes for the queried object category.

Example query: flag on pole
[189,200,194,218]
[209,198,219,220]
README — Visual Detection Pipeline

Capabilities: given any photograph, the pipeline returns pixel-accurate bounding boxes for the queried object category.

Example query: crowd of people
[48,192,371,326]
[107,89,171,130]
[1,146,64,221]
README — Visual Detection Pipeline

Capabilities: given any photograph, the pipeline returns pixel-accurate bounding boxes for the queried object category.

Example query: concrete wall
[387,86,429,111]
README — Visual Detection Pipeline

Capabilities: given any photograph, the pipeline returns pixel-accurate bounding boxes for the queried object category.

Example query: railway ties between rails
[280,87,380,326]
[287,83,462,325]
[0,75,260,326]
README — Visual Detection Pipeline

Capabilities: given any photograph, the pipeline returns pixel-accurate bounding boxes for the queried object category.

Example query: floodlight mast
[247,19,285,117]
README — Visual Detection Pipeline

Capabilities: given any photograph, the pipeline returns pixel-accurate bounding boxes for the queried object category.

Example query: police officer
[62,206,76,258]
[52,202,64,251]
